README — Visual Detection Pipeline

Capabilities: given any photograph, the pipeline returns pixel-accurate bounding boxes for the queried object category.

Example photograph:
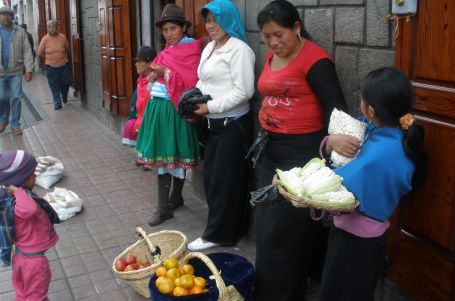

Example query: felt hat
[155,4,191,28]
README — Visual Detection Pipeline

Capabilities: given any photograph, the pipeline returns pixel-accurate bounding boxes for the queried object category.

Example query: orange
[203,288,209,293]
[179,274,194,289]
[173,286,189,297]
[174,277,180,287]
[156,266,167,277]
[166,267,180,280]
[163,258,179,270]
[157,277,174,295]
[182,264,195,275]
[194,277,206,288]
[155,276,166,287]
[190,285,203,295]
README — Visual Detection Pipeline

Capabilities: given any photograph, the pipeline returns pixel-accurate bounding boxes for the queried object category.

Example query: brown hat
[155,4,191,28]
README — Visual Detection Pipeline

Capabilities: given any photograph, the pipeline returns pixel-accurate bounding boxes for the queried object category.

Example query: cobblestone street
[0,73,256,300]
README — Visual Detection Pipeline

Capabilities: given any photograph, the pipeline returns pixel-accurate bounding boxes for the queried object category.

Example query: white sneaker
[188,237,220,251]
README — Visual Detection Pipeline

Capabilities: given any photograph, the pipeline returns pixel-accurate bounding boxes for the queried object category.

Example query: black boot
[169,176,185,210]
[148,174,173,226]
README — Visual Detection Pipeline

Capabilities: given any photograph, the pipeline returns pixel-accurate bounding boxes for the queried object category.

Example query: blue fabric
[0,74,23,128]
[0,188,15,266]
[149,252,254,301]
[0,25,13,70]
[45,64,70,107]
[202,0,248,44]
[334,120,415,221]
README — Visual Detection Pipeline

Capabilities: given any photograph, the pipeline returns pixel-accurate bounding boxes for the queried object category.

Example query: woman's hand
[150,64,165,77]
[7,185,18,195]
[194,103,209,116]
[326,134,361,158]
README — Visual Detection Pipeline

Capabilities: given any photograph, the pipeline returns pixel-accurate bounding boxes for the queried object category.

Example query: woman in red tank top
[253,1,349,301]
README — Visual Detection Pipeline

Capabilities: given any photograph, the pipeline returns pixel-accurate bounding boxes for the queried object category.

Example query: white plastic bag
[43,187,83,221]
[328,109,368,167]
[35,156,64,189]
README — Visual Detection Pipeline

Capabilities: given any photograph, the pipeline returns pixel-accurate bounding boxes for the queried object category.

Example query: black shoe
[63,98,68,104]
[54,105,62,110]
[169,197,184,210]
[148,210,174,226]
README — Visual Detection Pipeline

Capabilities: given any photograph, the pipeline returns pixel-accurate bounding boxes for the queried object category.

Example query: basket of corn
[273,157,359,212]
[112,227,187,298]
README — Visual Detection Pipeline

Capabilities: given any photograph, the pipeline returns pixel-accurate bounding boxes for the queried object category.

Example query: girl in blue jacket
[318,67,427,300]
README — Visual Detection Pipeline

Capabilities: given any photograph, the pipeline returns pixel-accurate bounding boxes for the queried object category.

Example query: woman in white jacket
[188,0,255,251]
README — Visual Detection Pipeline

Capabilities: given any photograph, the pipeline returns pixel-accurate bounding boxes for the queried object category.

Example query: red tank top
[258,40,331,134]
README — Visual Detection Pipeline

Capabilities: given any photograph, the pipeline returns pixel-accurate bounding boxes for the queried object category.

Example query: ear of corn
[276,157,355,205]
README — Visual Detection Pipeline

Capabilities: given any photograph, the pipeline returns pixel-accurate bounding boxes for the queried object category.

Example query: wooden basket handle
[135,226,162,261]
[181,252,228,299]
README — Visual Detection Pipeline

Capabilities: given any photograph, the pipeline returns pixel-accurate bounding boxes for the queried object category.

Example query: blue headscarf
[201,0,248,44]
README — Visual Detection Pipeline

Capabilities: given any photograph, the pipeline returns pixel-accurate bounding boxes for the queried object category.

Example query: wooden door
[37,0,46,42]
[69,0,83,97]
[99,0,135,116]
[175,0,209,45]
[387,1,455,300]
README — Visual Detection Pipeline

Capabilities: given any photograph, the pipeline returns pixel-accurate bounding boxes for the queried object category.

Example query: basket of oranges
[112,227,187,298]
[150,252,253,300]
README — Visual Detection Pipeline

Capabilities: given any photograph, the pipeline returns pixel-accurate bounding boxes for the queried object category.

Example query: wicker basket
[272,174,359,212]
[112,227,187,298]
[182,252,244,301]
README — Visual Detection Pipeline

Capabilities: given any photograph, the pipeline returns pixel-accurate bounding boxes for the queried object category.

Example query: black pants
[318,226,386,301]
[253,130,329,301]
[202,113,252,244]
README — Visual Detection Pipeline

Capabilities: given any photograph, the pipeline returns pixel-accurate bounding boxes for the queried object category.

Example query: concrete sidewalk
[0,73,256,300]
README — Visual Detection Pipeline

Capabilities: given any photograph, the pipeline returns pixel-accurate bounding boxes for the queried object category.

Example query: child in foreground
[0,150,59,301]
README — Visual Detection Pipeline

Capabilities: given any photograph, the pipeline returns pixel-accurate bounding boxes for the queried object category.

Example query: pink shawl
[133,75,151,133]
[151,40,202,111]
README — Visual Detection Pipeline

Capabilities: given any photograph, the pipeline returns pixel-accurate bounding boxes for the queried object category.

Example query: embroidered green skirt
[135,97,199,174]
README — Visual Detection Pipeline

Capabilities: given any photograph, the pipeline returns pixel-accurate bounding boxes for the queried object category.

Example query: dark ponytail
[403,123,427,187]
[257,0,312,40]
[361,67,427,187]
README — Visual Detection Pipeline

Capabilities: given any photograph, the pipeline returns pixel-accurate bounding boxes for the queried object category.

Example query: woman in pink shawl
[135,4,202,226]
[122,46,156,147]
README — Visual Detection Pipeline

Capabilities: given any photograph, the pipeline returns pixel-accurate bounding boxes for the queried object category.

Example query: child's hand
[7,185,18,195]
[326,134,361,158]
[150,64,165,77]
[194,103,209,116]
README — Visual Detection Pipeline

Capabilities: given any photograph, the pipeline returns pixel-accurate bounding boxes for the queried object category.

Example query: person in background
[0,150,59,301]
[253,1,348,300]
[317,67,427,301]
[188,0,255,251]
[135,4,201,226]
[122,46,157,147]
[38,20,70,110]
[19,24,35,61]
[0,6,33,136]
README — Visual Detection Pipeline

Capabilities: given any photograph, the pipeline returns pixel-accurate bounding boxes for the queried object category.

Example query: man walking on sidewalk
[0,6,34,135]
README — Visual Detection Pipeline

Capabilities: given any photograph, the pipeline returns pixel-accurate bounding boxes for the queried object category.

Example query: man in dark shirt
[19,24,35,60]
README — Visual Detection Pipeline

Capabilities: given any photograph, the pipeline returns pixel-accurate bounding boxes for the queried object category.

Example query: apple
[124,264,138,272]
[115,258,127,271]
[138,262,151,270]
[125,255,136,265]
